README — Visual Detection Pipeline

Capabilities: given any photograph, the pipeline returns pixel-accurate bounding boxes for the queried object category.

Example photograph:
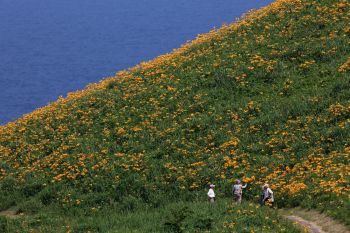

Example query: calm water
[0,0,274,124]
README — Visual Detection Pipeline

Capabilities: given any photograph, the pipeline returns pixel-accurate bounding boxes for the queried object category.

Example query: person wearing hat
[261,184,274,206]
[232,179,247,204]
[207,184,216,203]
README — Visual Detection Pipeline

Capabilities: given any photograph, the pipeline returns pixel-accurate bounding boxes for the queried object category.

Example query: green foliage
[22,182,43,198]
[119,195,143,212]
[163,206,193,232]
[73,223,101,233]
[188,213,214,231]
[38,187,57,206]
[1,199,304,233]
[0,195,16,212]
[0,176,17,193]
[18,198,43,214]
[0,216,8,233]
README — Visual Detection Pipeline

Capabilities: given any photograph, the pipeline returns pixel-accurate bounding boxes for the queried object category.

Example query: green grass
[1,200,302,233]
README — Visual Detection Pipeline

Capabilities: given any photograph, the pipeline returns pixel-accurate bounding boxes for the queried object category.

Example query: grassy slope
[1,0,350,230]
[2,200,304,233]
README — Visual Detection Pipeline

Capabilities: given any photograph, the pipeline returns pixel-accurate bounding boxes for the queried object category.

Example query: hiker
[232,179,247,204]
[207,184,215,203]
[261,184,274,206]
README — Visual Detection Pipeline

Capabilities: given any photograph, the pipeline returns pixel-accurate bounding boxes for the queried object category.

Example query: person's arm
[268,188,273,195]
[242,184,247,188]
[262,190,268,201]
[263,194,269,201]
[264,189,273,201]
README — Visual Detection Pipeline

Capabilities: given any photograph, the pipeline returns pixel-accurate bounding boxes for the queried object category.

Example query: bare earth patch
[0,207,23,219]
[281,208,350,233]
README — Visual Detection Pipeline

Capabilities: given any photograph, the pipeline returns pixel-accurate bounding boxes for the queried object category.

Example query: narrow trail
[281,209,350,233]
[285,215,326,233]
[0,207,22,219]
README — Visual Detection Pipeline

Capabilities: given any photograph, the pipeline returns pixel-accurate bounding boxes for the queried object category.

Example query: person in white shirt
[232,179,247,204]
[261,184,274,205]
[207,184,215,203]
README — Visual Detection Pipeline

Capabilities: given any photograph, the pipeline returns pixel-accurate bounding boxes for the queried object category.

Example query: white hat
[209,184,215,188]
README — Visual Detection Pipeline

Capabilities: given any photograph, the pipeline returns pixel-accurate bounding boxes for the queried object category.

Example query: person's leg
[260,195,264,206]
[234,194,241,204]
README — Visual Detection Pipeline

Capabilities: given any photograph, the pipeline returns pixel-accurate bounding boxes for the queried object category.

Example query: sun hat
[209,184,215,188]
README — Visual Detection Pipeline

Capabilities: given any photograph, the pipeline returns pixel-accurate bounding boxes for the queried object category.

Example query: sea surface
[0,0,274,124]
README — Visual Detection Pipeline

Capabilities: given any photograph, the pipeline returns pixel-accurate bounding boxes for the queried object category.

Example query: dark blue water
[0,0,274,124]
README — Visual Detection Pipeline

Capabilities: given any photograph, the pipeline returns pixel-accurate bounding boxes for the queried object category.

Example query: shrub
[39,188,57,206]
[73,223,101,233]
[0,216,7,233]
[22,182,43,198]
[18,198,43,214]
[81,192,111,207]
[0,195,16,211]
[0,176,17,193]
[163,206,193,233]
[191,213,213,231]
[119,195,143,212]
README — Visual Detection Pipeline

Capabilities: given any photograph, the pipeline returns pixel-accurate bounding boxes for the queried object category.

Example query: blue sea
[0,0,274,124]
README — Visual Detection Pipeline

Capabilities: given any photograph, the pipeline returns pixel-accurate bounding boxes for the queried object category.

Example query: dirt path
[281,208,350,233]
[285,215,326,233]
[0,207,22,219]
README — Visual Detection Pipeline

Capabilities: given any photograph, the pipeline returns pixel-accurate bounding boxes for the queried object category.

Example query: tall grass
[2,199,303,233]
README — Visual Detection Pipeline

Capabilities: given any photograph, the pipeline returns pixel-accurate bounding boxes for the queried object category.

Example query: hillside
[0,0,350,231]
